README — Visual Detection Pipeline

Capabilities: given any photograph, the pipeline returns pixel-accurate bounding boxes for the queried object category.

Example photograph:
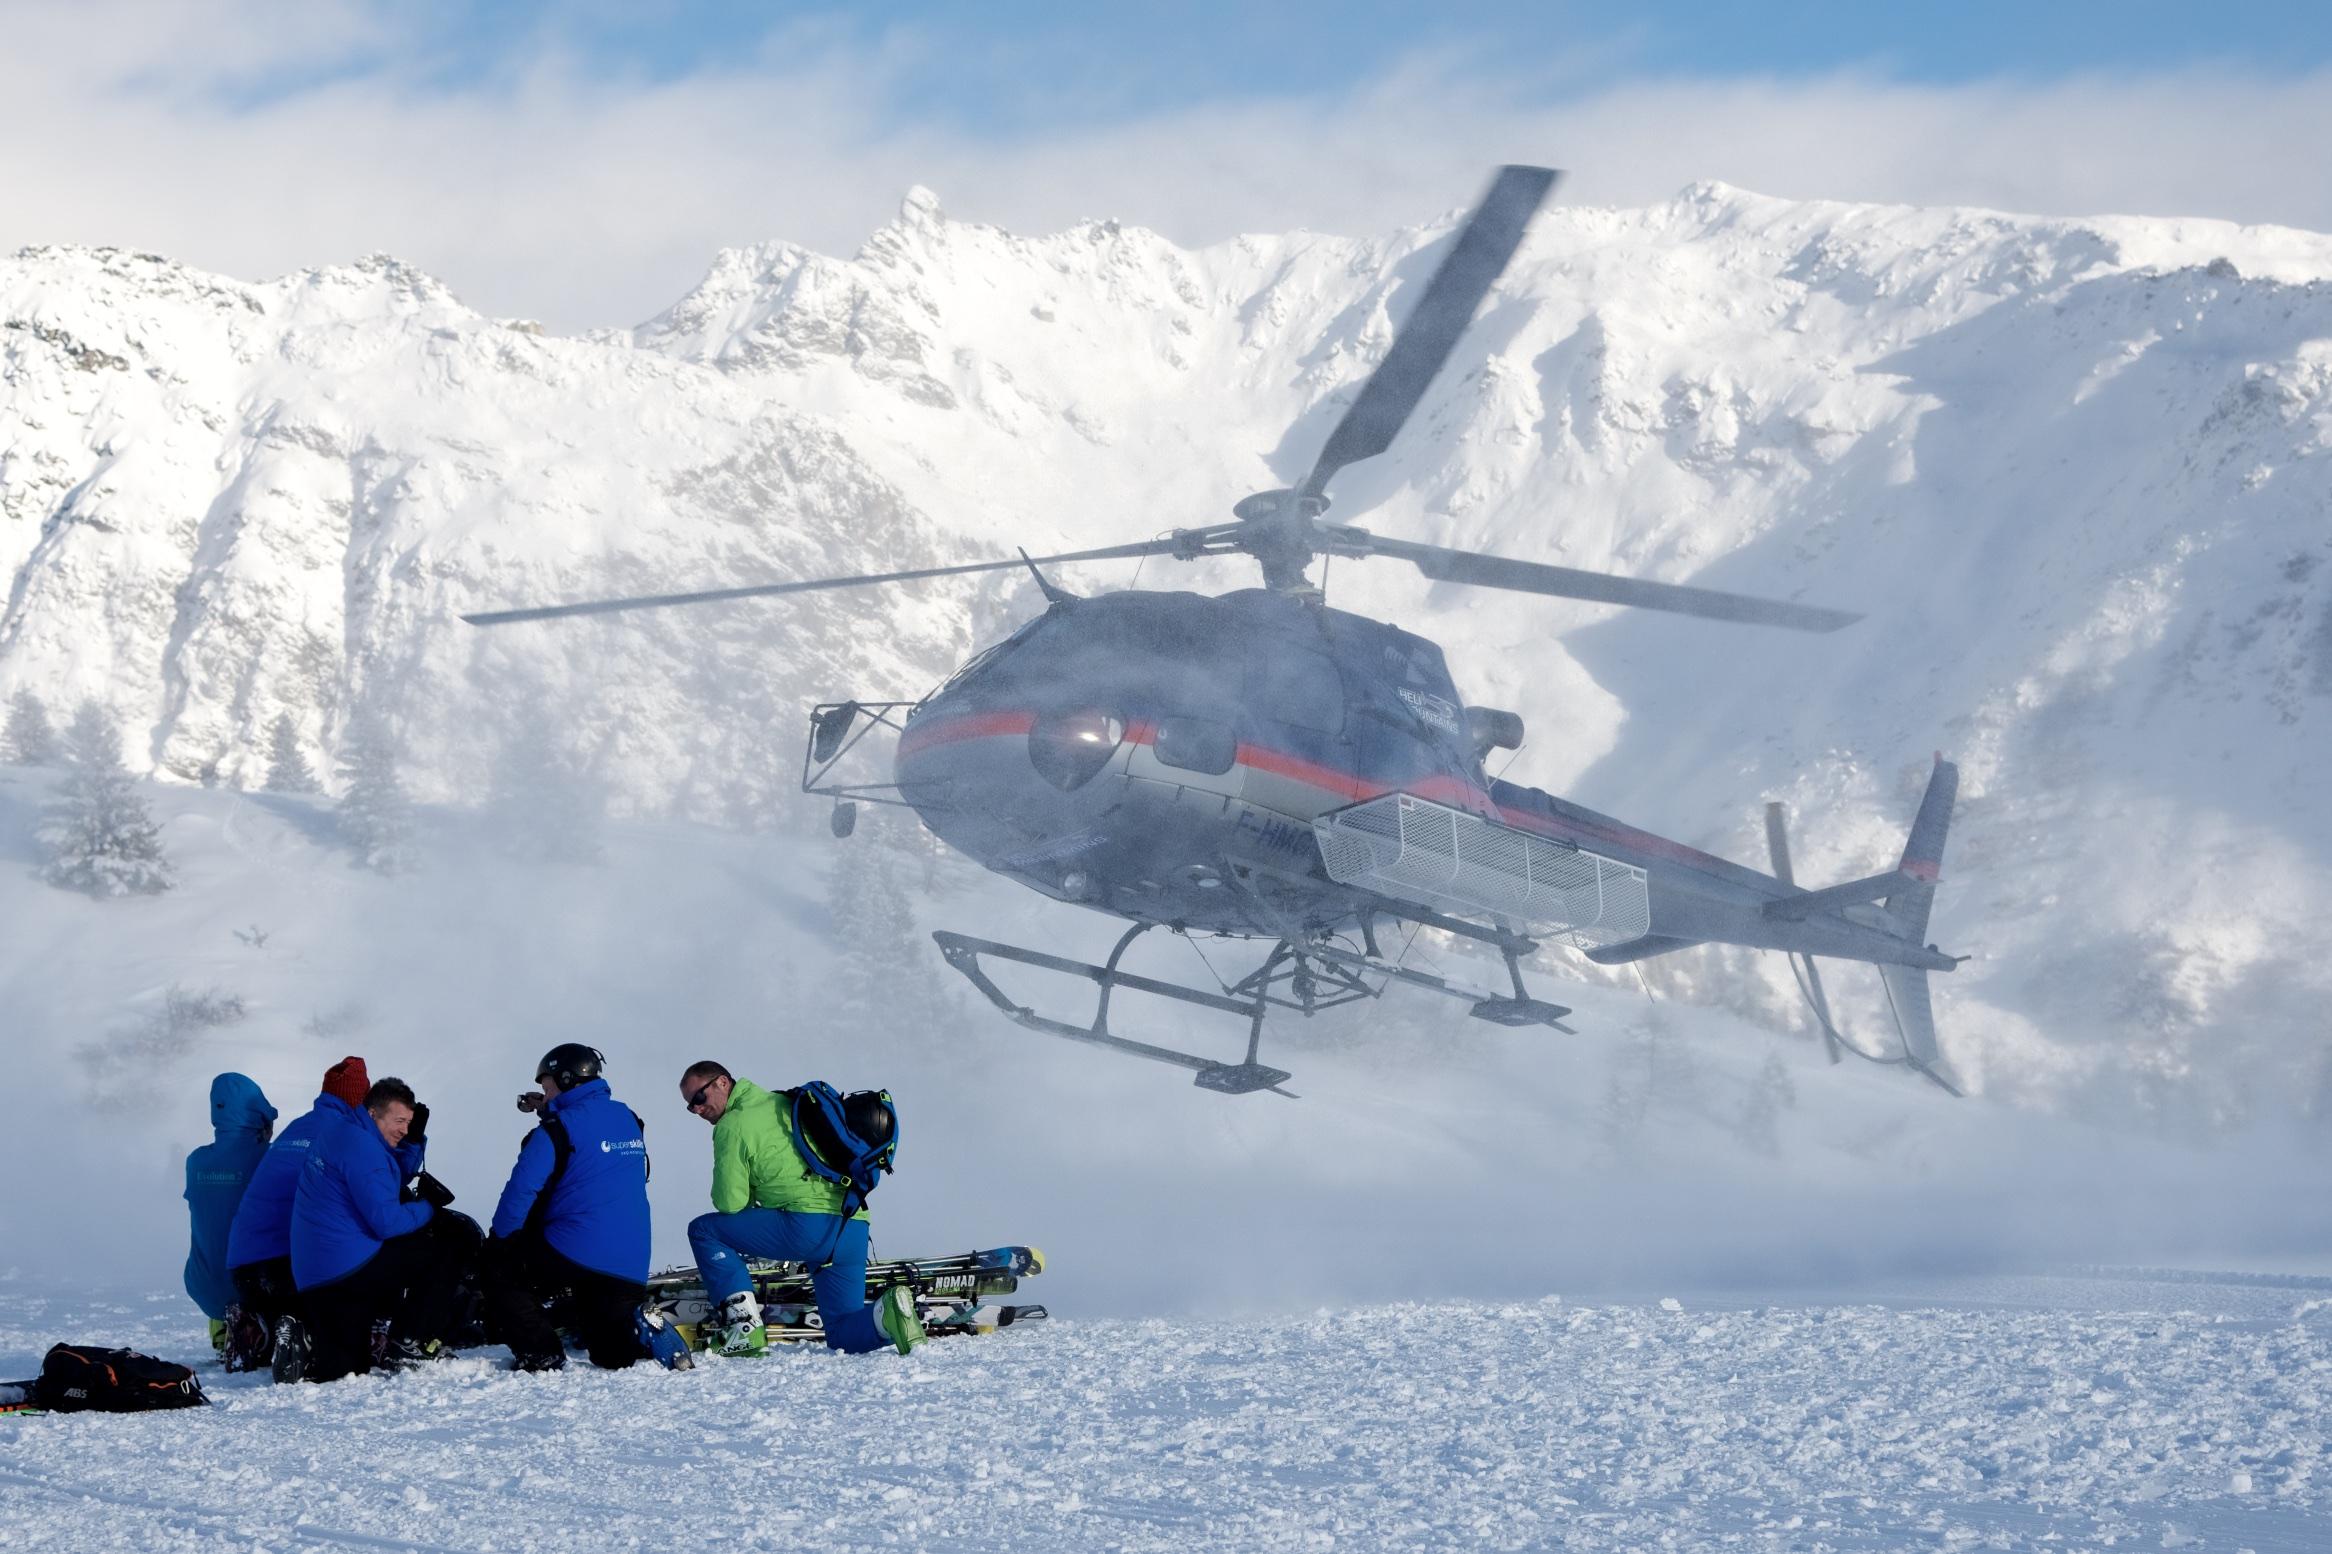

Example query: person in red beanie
[290,1075,478,1380]
[224,1058,382,1374]
[320,1056,369,1107]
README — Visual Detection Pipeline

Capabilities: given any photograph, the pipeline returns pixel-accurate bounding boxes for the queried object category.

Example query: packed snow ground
[2,1272,2327,1552]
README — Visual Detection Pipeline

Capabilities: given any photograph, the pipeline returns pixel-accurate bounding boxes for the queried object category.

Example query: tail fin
[1884,755,1957,945]
[1879,756,1958,1081]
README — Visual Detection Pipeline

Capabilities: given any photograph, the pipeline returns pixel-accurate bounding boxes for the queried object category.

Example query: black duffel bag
[32,1344,208,1413]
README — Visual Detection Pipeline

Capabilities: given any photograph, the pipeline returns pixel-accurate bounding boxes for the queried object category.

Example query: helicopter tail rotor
[1764,758,1963,1093]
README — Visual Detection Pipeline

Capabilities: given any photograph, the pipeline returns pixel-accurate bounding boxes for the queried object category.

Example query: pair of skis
[645,1245,1048,1346]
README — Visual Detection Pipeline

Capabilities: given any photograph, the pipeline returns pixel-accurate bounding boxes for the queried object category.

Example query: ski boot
[221,1304,275,1374]
[634,1302,695,1371]
[381,1336,448,1372]
[874,1285,927,1355]
[269,1315,310,1385]
[709,1291,768,1357]
[208,1317,229,1359]
[507,1347,566,1374]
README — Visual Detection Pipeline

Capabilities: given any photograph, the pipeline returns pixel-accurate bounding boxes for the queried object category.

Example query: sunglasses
[687,1080,718,1111]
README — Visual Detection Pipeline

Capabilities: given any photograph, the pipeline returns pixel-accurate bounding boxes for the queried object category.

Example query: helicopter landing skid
[933,926,1297,1097]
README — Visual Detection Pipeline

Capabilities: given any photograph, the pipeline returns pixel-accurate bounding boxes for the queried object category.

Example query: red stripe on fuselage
[892,707,1747,879]
[896,709,1035,761]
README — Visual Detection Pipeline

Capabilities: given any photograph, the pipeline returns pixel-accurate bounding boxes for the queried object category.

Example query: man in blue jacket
[482,1044,669,1371]
[184,1073,276,1358]
[225,1056,381,1375]
[290,1075,468,1381]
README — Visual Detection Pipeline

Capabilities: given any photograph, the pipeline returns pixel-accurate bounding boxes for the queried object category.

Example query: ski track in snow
[2,1277,2325,1553]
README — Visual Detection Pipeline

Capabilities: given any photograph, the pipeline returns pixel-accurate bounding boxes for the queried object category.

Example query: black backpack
[33,1345,208,1412]
[786,1082,899,1222]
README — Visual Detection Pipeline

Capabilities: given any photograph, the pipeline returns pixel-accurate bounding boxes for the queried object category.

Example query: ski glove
[404,1171,457,1209]
[406,1103,429,1145]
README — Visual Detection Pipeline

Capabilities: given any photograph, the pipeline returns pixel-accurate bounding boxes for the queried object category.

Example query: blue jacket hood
[211,1072,277,1138]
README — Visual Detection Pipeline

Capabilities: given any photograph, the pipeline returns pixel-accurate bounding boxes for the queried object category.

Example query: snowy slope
[3,1273,2327,1554]
[5,186,2331,1120]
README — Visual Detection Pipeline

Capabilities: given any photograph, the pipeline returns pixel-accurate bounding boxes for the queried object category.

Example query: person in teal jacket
[183,1073,277,1352]
[678,1060,922,1357]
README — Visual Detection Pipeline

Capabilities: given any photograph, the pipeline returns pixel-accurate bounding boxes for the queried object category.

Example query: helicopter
[467,165,1964,1099]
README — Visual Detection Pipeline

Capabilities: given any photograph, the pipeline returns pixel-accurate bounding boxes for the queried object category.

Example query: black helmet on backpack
[535,1043,604,1090]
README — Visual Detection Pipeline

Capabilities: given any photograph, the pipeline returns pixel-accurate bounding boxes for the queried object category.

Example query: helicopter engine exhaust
[1464,707,1524,757]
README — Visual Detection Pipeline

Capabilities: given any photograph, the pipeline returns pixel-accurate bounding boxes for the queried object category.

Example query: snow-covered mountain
[4,183,2329,1121]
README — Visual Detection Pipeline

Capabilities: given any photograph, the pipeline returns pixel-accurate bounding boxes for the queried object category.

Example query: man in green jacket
[679,1060,923,1357]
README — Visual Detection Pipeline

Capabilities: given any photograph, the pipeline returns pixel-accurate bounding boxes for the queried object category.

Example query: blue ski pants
[686,1209,884,1353]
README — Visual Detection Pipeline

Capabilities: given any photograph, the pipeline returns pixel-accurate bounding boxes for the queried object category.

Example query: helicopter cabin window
[1242,650,1344,734]
[1153,716,1236,775]
[1027,708,1125,791]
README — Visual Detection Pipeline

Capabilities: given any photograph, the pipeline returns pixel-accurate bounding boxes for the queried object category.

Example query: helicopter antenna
[1017,548,1076,605]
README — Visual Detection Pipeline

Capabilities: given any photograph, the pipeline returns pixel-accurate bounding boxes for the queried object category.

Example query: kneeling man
[679,1061,922,1357]
[484,1044,657,1371]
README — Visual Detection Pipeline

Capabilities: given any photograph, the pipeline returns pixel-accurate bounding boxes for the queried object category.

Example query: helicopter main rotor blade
[1363,534,1862,633]
[460,538,1184,626]
[1293,165,1559,507]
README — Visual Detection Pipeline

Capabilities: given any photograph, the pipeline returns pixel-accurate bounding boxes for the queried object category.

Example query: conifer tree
[37,700,173,896]
[3,689,59,766]
[336,710,417,874]
[486,703,605,863]
[1735,1048,1798,1157]
[827,838,950,1049]
[264,712,321,794]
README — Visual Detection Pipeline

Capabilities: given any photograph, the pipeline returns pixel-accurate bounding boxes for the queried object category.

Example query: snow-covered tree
[336,711,417,874]
[1734,1048,1798,1157]
[37,700,173,896]
[486,703,605,863]
[3,689,59,766]
[827,838,950,1050]
[264,712,321,793]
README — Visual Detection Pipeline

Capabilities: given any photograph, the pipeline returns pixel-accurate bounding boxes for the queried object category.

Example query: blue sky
[10,0,2332,326]
[314,2,2332,113]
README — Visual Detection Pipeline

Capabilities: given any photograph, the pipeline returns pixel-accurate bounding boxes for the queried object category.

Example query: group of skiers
[180,1047,927,1382]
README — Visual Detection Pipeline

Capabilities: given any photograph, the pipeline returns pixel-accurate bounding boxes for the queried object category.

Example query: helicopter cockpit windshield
[936,595,1239,717]
[930,609,1055,700]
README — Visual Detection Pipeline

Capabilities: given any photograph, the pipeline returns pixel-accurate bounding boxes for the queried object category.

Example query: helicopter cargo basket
[1314,793,1650,947]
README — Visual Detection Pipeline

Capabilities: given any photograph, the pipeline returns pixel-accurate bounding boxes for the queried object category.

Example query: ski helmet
[535,1043,604,1090]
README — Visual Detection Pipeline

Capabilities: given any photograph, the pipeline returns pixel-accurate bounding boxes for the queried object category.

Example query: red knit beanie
[321,1056,370,1108]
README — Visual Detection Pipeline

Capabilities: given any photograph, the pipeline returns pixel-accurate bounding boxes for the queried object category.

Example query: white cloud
[5,3,2330,329]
